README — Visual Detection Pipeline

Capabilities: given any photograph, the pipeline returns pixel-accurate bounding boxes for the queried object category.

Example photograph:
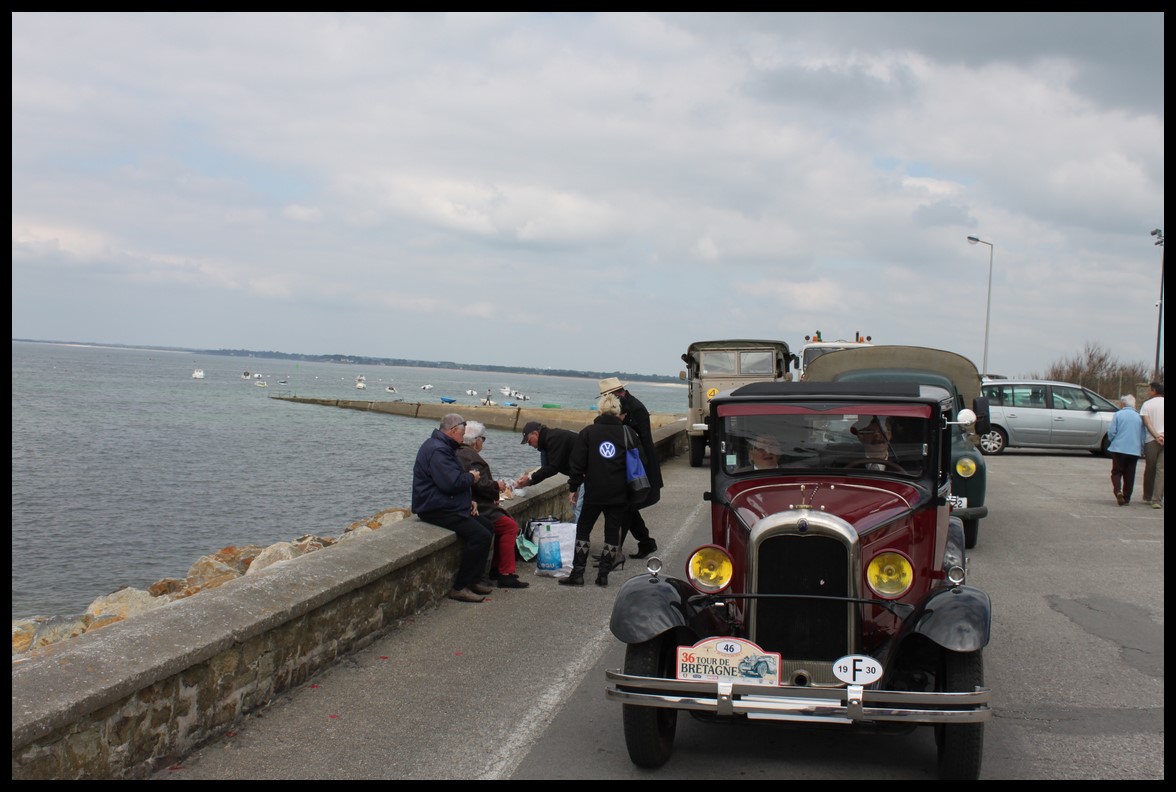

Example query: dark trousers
[1111,453,1140,502]
[418,510,493,590]
[576,502,626,546]
[620,486,660,547]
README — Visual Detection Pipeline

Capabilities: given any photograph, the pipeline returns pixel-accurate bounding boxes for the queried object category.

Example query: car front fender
[909,585,992,652]
[609,574,692,644]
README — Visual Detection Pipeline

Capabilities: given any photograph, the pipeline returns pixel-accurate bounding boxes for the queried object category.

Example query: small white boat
[385,385,398,394]
[254,373,262,379]
[255,380,268,388]
[242,371,251,380]
[421,384,434,390]
[500,386,512,396]
[191,369,205,379]
[465,389,478,396]
[355,375,367,390]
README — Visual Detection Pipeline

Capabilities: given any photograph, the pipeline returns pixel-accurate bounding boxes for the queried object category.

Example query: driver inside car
[747,434,783,470]
[852,416,894,470]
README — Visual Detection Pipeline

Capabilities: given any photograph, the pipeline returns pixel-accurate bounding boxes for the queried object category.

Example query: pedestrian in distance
[563,391,643,587]
[1140,381,1165,509]
[599,377,661,560]
[411,413,494,603]
[1107,395,1145,506]
[456,421,529,589]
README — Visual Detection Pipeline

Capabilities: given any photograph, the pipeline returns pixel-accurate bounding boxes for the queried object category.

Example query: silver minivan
[979,379,1118,455]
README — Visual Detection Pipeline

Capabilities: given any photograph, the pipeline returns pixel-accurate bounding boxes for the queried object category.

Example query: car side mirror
[951,408,978,426]
[971,396,991,435]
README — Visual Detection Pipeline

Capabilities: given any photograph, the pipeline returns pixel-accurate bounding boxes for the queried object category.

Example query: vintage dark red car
[606,380,992,779]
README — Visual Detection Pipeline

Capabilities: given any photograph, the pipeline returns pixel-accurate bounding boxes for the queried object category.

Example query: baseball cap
[520,421,543,443]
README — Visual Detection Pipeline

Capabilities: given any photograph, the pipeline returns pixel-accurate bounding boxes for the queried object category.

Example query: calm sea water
[11,341,686,620]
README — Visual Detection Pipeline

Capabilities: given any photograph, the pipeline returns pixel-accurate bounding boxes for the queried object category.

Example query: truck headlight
[866,551,913,598]
[955,457,978,478]
[687,545,734,594]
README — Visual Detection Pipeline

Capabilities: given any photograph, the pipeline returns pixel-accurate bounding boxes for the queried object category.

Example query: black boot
[560,540,591,586]
[595,543,621,587]
[629,539,658,559]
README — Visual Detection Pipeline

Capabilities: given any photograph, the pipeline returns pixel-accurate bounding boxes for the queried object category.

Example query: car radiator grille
[753,534,850,685]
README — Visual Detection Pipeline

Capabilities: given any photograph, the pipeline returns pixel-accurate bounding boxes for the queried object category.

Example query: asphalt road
[155,449,1164,780]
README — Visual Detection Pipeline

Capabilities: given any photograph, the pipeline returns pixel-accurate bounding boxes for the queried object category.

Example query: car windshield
[718,404,931,477]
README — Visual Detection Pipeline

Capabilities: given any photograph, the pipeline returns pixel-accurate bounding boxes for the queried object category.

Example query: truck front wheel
[689,435,706,467]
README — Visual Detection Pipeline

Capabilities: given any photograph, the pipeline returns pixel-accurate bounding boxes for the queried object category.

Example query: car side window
[1011,386,1046,408]
[1051,385,1093,411]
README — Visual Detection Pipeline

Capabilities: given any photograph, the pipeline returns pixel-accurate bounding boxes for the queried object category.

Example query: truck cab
[680,340,797,467]
[798,330,874,375]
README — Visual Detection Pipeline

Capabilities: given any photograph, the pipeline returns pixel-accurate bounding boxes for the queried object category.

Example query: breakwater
[11,410,687,780]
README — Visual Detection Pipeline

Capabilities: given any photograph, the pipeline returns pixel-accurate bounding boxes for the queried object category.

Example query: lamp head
[1151,228,1162,237]
[967,236,980,245]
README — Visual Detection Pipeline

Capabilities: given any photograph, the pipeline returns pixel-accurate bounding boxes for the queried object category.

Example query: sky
[11,12,1165,378]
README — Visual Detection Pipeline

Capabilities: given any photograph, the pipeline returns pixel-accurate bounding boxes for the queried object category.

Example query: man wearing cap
[599,377,662,559]
[516,421,583,519]
[412,413,494,603]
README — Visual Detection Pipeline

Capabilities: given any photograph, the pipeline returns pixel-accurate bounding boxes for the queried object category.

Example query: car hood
[728,479,925,534]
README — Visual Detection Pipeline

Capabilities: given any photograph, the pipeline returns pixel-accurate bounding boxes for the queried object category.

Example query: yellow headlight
[866,551,913,598]
[687,546,734,593]
[955,457,977,477]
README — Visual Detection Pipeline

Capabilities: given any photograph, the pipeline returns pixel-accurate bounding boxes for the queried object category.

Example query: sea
[11,340,687,620]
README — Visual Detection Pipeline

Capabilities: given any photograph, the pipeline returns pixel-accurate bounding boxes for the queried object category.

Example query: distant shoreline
[11,338,681,384]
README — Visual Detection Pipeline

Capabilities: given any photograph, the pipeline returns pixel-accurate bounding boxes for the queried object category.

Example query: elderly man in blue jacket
[412,413,494,602]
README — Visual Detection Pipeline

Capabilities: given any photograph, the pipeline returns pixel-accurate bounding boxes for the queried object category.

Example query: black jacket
[569,414,639,506]
[527,426,580,486]
[618,390,663,490]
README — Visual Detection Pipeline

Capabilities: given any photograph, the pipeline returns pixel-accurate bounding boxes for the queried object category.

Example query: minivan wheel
[978,427,1007,455]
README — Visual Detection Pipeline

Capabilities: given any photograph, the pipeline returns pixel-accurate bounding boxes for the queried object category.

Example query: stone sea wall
[11,409,687,780]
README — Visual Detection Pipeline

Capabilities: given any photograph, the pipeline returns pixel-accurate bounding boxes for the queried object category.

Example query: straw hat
[598,376,625,395]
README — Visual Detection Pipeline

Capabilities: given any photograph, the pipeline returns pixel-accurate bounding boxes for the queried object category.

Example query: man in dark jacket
[411,413,494,603]
[516,421,584,518]
[599,377,662,559]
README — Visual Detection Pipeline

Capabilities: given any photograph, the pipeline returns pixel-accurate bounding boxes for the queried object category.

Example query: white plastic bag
[533,521,577,578]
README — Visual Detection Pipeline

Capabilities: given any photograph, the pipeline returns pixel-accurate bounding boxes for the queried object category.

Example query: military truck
[679,340,798,467]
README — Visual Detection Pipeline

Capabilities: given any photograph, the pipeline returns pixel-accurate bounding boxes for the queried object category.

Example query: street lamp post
[1151,229,1164,381]
[967,235,994,377]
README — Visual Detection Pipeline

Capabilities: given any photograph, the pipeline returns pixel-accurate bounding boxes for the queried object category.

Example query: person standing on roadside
[515,420,585,520]
[1140,382,1165,509]
[411,413,494,603]
[1107,395,1145,506]
[563,392,637,587]
[599,377,662,559]
[456,421,530,589]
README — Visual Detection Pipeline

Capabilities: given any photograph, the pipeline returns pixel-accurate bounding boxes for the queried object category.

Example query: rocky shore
[11,507,413,657]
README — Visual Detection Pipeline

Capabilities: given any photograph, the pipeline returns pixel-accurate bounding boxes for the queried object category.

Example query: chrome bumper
[605,670,991,724]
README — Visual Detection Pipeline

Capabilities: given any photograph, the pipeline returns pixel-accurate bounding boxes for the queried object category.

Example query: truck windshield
[719,406,930,477]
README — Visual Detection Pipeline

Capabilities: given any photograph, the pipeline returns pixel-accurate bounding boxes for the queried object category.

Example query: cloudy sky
[12,12,1165,377]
